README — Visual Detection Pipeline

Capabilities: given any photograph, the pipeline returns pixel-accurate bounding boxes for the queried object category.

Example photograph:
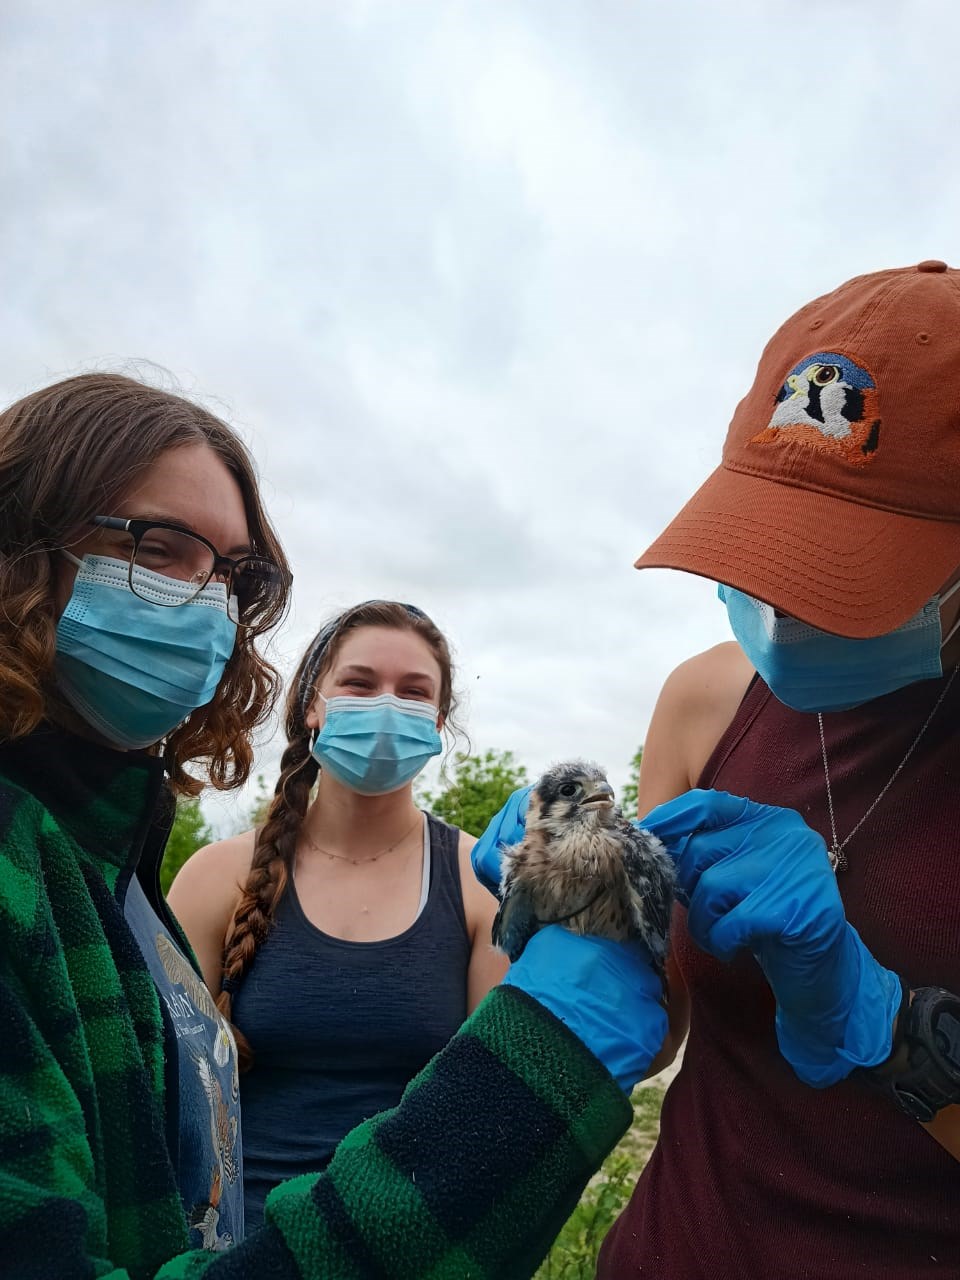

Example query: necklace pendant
[828,844,847,874]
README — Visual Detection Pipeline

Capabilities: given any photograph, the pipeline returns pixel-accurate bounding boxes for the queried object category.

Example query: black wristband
[863,985,960,1123]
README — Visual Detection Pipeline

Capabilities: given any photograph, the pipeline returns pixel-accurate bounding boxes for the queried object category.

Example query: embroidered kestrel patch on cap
[750,351,881,466]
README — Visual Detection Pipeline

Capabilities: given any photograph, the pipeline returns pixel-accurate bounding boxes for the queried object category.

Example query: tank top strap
[423,813,467,935]
[698,672,771,788]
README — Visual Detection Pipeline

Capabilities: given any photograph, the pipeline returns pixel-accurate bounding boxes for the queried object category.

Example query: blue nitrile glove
[642,789,903,1087]
[502,925,669,1093]
[471,785,533,894]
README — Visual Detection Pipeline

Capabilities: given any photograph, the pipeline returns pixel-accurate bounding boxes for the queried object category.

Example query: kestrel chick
[492,760,675,982]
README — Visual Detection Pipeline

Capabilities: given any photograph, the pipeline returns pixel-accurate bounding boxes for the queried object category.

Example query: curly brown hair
[218,600,459,1070]
[0,372,291,794]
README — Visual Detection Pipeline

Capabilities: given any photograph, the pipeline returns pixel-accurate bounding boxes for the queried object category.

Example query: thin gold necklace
[817,665,958,873]
[301,815,422,866]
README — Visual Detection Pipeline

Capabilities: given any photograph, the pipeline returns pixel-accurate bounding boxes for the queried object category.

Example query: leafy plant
[159,797,214,895]
[536,1085,664,1279]
[618,745,644,819]
[419,748,529,836]
[244,772,272,828]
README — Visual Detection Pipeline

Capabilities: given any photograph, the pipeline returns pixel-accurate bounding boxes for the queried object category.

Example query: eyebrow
[119,510,253,557]
[337,664,437,685]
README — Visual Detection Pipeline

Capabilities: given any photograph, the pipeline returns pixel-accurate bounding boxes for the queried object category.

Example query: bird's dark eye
[812,364,840,386]
[559,782,579,798]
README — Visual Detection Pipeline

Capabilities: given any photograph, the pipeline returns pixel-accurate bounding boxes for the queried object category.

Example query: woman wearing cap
[596,262,960,1276]
[0,371,676,1278]
[169,600,508,1230]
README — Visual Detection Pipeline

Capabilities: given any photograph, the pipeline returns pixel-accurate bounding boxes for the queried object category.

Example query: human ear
[304,690,325,732]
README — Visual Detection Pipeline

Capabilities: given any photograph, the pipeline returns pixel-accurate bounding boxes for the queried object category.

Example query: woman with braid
[169,601,507,1229]
[0,370,671,1279]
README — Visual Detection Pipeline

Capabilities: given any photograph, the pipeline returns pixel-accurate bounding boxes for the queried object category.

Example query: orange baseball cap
[636,261,960,638]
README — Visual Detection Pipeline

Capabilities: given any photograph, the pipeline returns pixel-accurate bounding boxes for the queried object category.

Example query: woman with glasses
[169,600,508,1229]
[0,371,670,1279]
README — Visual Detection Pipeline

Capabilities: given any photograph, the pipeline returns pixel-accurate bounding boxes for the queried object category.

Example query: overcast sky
[3,0,960,825]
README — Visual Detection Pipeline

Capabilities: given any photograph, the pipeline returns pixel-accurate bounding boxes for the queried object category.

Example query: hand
[642,789,903,1087]
[502,926,668,1093]
[470,786,532,895]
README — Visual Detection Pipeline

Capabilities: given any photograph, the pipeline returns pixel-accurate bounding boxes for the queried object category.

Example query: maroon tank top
[598,672,960,1279]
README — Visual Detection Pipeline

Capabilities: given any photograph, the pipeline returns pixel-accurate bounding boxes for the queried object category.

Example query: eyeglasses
[91,515,289,626]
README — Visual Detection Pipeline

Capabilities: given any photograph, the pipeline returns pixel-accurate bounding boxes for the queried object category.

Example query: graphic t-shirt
[124,876,243,1250]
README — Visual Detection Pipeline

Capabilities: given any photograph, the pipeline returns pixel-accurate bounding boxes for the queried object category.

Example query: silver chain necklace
[817,664,959,873]
[301,815,421,866]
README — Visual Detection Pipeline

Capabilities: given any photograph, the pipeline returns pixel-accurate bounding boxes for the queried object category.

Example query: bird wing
[491,860,540,963]
[619,820,676,970]
[156,934,220,1022]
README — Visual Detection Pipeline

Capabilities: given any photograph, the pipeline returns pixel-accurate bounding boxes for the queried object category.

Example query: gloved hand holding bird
[490,760,676,985]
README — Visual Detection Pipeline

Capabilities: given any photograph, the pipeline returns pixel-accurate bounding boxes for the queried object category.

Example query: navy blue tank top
[231,812,471,1229]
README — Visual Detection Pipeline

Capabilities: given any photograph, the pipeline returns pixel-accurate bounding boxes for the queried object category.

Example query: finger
[498,784,532,835]
[641,790,755,851]
[470,785,533,893]
[685,858,757,961]
[698,885,780,962]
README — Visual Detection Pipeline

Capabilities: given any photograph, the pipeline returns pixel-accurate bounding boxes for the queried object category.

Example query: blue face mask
[55,554,237,749]
[719,582,960,713]
[312,692,442,795]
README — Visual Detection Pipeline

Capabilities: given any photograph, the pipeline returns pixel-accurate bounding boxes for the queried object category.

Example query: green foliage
[419,749,529,836]
[536,1085,664,1278]
[536,1152,635,1280]
[159,774,273,897]
[619,745,644,819]
[245,772,272,829]
[159,797,214,896]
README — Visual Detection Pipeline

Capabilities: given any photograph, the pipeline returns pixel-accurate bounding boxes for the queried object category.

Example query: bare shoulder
[658,640,755,720]
[638,642,755,811]
[168,828,258,907]
[166,828,259,994]
[455,829,497,928]
[456,828,478,859]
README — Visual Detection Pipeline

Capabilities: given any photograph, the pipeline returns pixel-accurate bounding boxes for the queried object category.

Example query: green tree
[244,772,272,829]
[159,797,214,896]
[419,749,529,836]
[619,745,644,819]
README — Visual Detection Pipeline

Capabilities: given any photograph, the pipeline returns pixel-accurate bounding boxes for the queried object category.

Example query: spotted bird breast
[527,826,636,941]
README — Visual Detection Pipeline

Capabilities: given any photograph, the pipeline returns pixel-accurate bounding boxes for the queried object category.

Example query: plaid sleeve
[175,985,631,1280]
[0,817,128,1279]
[0,782,185,1280]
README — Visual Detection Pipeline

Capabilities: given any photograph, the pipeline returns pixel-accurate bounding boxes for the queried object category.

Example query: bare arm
[637,642,756,1073]
[457,832,509,1013]
[166,830,256,995]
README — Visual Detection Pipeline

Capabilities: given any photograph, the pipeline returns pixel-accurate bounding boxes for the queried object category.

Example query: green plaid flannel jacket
[0,729,631,1279]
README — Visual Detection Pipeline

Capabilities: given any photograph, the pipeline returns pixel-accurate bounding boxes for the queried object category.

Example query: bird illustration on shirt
[492,760,675,982]
[188,1165,234,1252]
[156,934,234,1067]
[196,1051,240,1188]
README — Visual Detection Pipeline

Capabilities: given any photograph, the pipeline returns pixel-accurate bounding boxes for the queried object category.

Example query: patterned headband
[296,600,430,715]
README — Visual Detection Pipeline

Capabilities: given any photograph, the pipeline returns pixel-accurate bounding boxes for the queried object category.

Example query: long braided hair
[217,600,458,1070]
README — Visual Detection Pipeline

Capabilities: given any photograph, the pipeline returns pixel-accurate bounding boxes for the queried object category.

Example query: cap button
[917,259,948,273]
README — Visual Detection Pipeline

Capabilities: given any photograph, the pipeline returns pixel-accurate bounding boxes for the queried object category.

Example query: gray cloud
[3,0,960,826]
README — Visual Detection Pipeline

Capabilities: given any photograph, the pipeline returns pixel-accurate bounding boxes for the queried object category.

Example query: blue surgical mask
[312,692,442,795]
[718,583,960,713]
[55,553,237,749]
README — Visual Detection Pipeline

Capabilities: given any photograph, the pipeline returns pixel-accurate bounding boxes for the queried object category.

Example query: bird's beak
[580,782,615,810]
